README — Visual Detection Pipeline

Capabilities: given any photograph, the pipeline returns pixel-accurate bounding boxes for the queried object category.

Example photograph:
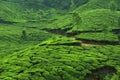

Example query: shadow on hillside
[85,66,117,80]
[0,19,16,24]
[42,27,72,36]
[42,28,120,46]
[39,42,81,46]
[76,38,119,45]
[42,27,103,37]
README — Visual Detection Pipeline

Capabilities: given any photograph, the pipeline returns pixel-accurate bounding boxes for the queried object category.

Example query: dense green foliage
[0,45,120,80]
[0,0,120,80]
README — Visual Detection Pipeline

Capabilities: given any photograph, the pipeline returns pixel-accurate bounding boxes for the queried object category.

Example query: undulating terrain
[0,0,120,80]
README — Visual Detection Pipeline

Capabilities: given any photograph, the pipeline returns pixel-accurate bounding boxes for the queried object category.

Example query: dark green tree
[109,0,117,12]
[21,29,27,40]
[71,12,82,30]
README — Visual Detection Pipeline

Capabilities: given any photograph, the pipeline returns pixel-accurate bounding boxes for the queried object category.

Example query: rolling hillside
[0,0,120,80]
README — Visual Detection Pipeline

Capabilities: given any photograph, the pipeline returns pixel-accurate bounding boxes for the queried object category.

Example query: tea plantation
[0,0,120,80]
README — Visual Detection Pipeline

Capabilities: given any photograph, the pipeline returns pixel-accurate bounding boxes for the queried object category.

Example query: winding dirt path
[69,37,96,46]
[82,43,96,46]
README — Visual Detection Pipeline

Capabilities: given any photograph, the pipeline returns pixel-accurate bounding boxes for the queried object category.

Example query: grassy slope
[71,0,120,31]
[0,0,62,58]
[0,1,26,22]
[75,0,120,12]
[0,23,58,58]
[47,0,120,31]
[0,0,120,80]
[67,8,120,32]
[80,9,120,30]
[43,9,120,31]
